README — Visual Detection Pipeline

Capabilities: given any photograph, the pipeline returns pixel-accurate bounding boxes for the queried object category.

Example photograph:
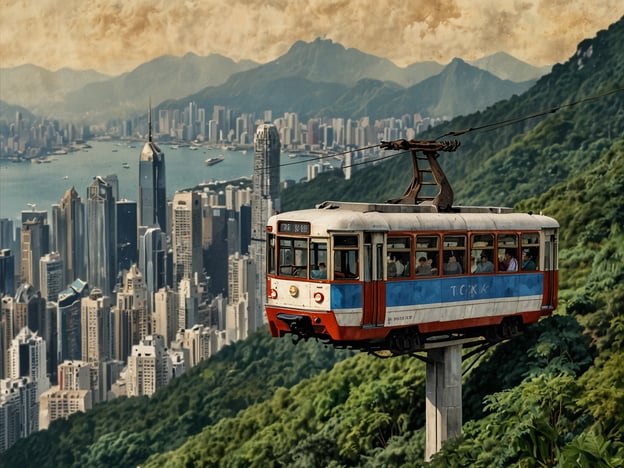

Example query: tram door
[362,232,386,327]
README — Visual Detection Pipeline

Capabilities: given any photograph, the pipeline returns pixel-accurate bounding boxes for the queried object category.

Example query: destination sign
[278,221,310,234]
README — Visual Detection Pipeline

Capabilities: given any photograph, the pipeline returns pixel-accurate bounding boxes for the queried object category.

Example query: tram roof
[270,201,559,235]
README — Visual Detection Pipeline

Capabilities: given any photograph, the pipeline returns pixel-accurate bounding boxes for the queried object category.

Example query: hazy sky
[1,0,622,76]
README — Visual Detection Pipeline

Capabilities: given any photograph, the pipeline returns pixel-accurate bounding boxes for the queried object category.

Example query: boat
[205,156,225,166]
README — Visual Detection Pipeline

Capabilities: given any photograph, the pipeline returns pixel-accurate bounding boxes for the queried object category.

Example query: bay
[0,140,312,224]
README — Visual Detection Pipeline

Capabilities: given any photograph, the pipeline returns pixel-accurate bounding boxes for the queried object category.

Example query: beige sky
[1,0,622,75]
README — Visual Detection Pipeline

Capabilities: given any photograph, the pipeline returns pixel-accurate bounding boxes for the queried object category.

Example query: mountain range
[0,39,548,122]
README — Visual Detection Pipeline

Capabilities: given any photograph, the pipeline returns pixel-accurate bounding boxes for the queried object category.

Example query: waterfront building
[52,187,86,284]
[250,123,281,325]
[138,113,167,233]
[86,176,117,296]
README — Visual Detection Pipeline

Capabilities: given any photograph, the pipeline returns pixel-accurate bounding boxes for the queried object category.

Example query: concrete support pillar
[425,344,463,461]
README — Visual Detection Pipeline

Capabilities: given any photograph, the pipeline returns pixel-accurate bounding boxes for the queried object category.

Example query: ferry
[205,156,225,166]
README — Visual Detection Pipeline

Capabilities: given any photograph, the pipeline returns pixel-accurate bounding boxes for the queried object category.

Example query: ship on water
[205,156,225,166]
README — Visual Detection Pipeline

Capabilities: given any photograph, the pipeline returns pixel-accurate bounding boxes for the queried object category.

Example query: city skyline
[1,1,622,75]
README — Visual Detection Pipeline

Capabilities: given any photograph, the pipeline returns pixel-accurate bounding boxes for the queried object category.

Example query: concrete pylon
[425,344,463,461]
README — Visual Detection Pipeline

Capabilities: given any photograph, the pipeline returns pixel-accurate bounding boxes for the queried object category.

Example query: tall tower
[80,288,111,403]
[112,265,148,362]
[86,176,117,296]
[52,187,86,284]
[39,252,64,303]
[138,107,167,233]
[116,199,138,273]
[0,248,15,297]
[138,226,167,313]
[250,123,280,325]
[20,210,50,291]
[171,191,202,287]
[126,335,171,397]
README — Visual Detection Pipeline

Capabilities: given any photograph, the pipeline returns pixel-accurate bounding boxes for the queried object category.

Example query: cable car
[264,140,559,355]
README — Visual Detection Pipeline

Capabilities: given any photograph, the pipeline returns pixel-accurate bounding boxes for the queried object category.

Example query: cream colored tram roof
[271,202,559,237]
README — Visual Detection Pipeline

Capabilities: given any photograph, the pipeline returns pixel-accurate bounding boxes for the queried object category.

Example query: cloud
[0,0,621,75]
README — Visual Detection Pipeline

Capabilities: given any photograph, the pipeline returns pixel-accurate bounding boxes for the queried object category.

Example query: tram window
[521,233,539,271]
[471,234,495,274]
[387,236,411,277]
[498,234,519,272]
[278,238,308,277]
[415,235,439,276]
[333,235,359,279]
[443,235,466,275]
[309,240,328,279]
[268,234,276,275]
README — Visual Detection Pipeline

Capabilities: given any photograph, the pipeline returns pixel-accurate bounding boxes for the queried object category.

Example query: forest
[2,16,623,468]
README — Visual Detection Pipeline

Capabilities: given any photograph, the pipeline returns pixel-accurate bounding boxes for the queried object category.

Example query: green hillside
[3,17,624,468]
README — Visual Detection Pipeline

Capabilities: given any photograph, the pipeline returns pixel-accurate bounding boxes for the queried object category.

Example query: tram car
[265,201,559,355]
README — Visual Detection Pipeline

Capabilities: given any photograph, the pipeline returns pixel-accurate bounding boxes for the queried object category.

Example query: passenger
[474,254,494,273]
[416,256,432,275]
[310,262,327,279]
[503,250,518,272]
[388,255,404,277]
[443,254,463,275]
[522,250,536,270]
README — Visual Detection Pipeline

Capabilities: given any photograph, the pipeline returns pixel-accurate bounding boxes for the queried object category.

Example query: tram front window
[278,238,308,277]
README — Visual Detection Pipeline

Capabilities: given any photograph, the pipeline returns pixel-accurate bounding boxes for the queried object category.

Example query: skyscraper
[126,335,171,397]
[52,187,85,284]
[20,210,50,291]
[57,279,88,363]
[172,191,202,287]
[116,199,138,273]
[138,226,167,313]
[250,123,280,325]
[112,265,148,362]
[39,252,64,303]
[7,327,50,398]
[86,176,117,296]
[0,249,15,297]
[80,288,111,403]
[138,111,167,233]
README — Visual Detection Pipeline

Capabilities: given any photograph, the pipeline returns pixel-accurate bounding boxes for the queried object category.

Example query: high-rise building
[57,279,88,363]
[153,286,177,347]
[81,288,111,403]
[250,123,280,325]
[20,210,50,291]
[138,112,167,233]
[172,191,202,287]
[0,377,39,452]
[116,199,138,274]
[112,266,148,362]
[39,252,64,303]
[86,176,117,296]
[126,335,171,397]
[52,187,85,284]
[225,252,256,342]
[7,327,50,398]
[0,249,15,297]
[138,226,167,313]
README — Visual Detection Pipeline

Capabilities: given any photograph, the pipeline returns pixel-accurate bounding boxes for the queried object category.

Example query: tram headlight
[289,285,299,297]
[269,288,278,299]
[314,292,324,303]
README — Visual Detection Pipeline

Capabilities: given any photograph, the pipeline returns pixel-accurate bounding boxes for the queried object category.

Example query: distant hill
[0,65,109,112]
[0,100,37,123]
[468,51,552,81]
[60,52,258,119]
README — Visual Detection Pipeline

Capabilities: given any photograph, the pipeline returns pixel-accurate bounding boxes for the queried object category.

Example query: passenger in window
[416,256,432,275]
[311,263,327,279]
[443,254,463,275]
[522,250,536,270]
[501,250,518,272]
[388,255,404,277]
[474,254,494,273]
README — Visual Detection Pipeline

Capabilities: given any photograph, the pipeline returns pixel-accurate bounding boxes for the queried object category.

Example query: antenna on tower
[148,97,153,143]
